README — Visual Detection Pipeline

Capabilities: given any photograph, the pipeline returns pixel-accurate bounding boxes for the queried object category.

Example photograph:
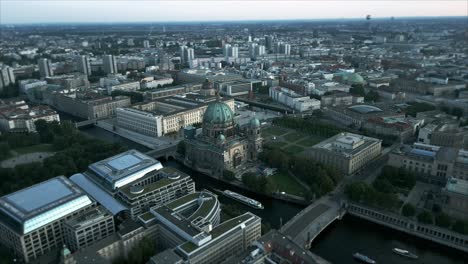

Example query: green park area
[267,172,308,197]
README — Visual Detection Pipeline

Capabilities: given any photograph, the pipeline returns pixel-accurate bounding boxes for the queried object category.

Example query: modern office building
[307,132,382,175]
[151,209,261,264]
[63,206,115,252]
[269,86,321,112]
[88,149,164,191]
[0,176,95,263]
[103,55,118,74]
[76,55,91,76]
[143,40,150,48]
[0,66,15,90]
[388,143,468,184]
[116,167,195,219]
[38,58,53,78]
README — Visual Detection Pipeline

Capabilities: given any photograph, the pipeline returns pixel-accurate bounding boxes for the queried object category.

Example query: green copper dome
[203,101,234,127]
[250,117,260,128]
[342,73,365,85]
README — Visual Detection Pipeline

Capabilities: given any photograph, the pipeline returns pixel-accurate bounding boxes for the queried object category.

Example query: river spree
[80,126,467,264]
[311,215,467,264]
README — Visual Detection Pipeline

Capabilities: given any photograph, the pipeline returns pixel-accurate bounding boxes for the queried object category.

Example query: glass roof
[348,105,383,114]
[107,154,141,170]
[6,179,73,212]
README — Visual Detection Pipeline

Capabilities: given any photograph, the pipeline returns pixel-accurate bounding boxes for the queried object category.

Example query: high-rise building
[143,40,150,48]
[275,43,291,55]
[0,176,95,263]
[248,43,265,59]
[265,35,274,51]
[102,55,118,74]
[180,46,195,65]
[76,55,91,76]
[38,58,53,78]
[223,44,238,59]
[0,66,15,90]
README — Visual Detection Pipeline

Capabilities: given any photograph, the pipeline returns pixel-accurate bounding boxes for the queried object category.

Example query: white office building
[269,86,321,112]
[116,107,164,137]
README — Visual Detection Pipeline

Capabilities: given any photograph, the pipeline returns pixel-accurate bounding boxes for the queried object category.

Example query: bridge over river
[280,197,345,249]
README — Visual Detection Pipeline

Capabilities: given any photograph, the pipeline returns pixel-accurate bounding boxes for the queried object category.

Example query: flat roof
[0,176,93,234]
[88,149,162,189]
[446,178,468,196]
[6,178,73,213]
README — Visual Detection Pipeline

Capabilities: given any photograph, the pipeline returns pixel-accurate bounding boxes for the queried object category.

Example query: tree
[0,143,10,160]
[435,213,451,228]
[223,169,236,181]
[452,220,468,234]
[417,211,433,224]
[176,141,186,155]
[402,203,416,217]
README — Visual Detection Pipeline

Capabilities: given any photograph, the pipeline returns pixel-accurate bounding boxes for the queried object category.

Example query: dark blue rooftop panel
[410,148,436,158]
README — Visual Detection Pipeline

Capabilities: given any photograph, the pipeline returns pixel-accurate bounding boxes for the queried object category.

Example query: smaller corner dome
[217,133,226,143]
[250,117,260,128]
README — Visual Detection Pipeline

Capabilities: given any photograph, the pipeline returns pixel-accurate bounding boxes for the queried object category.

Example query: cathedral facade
[183,100,262,178]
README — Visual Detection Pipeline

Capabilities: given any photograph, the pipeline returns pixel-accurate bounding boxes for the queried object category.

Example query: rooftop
[446,178,468,196]
[312,132,380,157]
[88,149,162,189]
[0,176,93,234]
[118,167,190,199]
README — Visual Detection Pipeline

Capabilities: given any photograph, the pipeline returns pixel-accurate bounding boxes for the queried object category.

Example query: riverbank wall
[346,202,468,253]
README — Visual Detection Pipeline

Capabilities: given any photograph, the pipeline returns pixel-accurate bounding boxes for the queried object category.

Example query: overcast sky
[1,0,467,24]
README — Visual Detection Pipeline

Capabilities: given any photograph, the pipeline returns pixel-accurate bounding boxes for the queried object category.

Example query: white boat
[223,190,264,209]
[392,248,418,259]
[352,252,376,264]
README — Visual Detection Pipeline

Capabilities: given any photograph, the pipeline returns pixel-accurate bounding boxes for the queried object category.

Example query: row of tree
[345,181,401,210]
[0,120,127,196]
[401,203,468,235]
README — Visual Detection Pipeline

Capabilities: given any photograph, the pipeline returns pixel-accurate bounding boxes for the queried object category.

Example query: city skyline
[1,0,467,24]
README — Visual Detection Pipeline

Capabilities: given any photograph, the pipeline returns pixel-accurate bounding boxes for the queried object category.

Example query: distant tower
[265,35,274,52]
[38,58,53,78]
[366,14,372,32]
[143,40,150,48]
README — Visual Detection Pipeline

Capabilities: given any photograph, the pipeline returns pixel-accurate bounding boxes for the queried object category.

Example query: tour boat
[223,190,264,209]
[392,248,418,259]
[353,252,376,264]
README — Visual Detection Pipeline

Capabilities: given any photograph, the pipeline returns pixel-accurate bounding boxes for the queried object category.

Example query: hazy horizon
[1,0,467,25]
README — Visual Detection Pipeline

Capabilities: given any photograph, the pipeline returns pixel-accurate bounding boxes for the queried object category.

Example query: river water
[80,126,467,264]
